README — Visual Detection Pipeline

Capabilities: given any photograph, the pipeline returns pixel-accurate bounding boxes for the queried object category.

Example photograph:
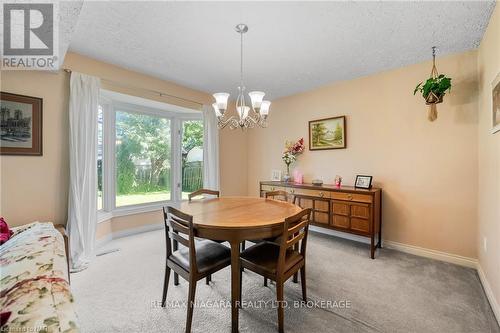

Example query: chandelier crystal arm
[245,113,268,128]
[217,116,239,130]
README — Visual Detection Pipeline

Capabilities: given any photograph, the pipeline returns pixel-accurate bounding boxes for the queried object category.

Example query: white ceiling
[68,1,495,100]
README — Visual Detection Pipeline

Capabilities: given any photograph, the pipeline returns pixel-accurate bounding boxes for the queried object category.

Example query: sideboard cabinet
[260,181,382,258]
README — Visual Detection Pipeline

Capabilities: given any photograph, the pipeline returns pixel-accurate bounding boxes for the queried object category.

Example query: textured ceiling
[58,1,84,62]
[68,1,495,100]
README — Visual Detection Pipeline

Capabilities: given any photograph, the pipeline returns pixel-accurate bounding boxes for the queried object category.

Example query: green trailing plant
[413,74,452,100]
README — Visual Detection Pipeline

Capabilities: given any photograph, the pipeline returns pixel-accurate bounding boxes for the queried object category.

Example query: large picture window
[97,91,203,218]
[181,120,203,199]
[115,111,171,207]
[97,105,104,210]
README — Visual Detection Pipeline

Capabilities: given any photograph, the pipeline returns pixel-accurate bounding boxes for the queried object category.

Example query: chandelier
[212,24,271,130]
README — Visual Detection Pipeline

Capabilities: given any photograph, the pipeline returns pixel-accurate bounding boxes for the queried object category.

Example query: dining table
[179,196,302,333]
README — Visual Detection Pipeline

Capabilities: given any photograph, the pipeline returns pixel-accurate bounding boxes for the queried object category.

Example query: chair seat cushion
[240,242,303,275]
[170,239,230,274]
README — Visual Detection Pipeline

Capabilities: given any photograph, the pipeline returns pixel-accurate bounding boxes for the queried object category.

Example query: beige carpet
[71,230,499,333]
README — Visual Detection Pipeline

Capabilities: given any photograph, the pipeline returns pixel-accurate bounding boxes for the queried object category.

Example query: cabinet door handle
[271,187,275,191]
[319,192,324,197]
[290,189,295,194]
[347,194,353,200]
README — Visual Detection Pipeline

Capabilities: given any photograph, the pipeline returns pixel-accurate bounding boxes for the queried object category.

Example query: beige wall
[1,70,70,226]
[1,52,248,228]
[477,5,500,313]
[247,51,479,258]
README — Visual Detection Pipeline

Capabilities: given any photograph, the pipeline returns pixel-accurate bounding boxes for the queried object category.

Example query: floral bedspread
[1,222,79,332]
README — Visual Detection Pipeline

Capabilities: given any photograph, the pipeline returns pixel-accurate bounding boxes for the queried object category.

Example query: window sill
[97,200,179,224]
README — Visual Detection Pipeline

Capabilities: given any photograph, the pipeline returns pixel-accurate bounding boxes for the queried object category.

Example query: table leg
[230,241,240,333]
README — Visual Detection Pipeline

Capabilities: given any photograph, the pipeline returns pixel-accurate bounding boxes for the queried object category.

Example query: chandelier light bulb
[260,101,271,117]
[236,106,250,120]
[212,103,222,118]
[213,93,229,112]
[248,91,265,112]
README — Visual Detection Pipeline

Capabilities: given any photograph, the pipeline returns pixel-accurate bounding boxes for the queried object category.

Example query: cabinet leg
[370,235,375,259]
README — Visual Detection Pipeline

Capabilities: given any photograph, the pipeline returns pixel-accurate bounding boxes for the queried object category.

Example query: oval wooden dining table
[179,196,302,333]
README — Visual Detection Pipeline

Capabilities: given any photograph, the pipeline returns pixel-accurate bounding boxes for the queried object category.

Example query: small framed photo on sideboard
[271,169,282,181]
[355,175,372,189]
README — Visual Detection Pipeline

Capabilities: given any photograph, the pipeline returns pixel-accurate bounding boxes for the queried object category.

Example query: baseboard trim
[383,240,478,268]
[111,223,163,240]
[310,227,477,268]
[477,264,500,326]
[95,234,113,249]
[95,223,163,248]
[310,226,372,244]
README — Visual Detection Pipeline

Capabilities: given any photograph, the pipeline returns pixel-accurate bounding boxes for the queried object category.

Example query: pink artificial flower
[0,217,13,245]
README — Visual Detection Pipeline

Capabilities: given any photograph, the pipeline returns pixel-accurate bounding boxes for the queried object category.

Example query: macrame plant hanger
[426,46,441,121]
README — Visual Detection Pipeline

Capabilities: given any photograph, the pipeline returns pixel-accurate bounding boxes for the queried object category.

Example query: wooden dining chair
[265,190,289,202]
[243,190,290,252]
[187,188,224,284]
[188,188,220,201]
[239,208,312,333]
[243,189,294,286]
[162,206,231,333]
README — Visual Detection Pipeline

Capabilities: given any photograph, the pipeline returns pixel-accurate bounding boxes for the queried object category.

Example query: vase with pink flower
[281,138,305,182]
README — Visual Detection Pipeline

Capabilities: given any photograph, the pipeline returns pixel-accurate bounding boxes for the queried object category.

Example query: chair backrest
[188,188,220,202]
[265,190,288,202]
[163,206,197,272]
[277,208,312,274]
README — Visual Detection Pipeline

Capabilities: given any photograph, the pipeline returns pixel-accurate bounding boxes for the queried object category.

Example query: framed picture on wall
[492,72,500,134]
[355,175,372,189]
[0,92,43,156]
[309,116,346,150]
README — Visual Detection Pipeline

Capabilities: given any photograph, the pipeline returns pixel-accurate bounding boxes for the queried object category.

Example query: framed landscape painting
[309,116,346,150]
[0,92,43,155]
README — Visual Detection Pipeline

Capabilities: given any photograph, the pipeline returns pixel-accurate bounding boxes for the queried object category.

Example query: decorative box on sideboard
[260,181,382,258]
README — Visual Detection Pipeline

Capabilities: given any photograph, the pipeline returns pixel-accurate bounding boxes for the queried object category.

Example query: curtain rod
[62,68,204,108]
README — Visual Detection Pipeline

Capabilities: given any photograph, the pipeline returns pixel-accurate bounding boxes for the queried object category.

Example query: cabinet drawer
[332,202,349,216]
[331,192,372,203]
[261,185,285,192]
[314,212,329,224]
[314,200,330,212]
[351,218,370,233]
[332,215,350,229]
[351,204,370,219]
[286,187,330,199]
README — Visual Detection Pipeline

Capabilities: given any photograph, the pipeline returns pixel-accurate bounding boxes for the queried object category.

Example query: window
[181,120,203,200]
[115,111,171,207]
[97,105,103,210]
[97,90,203,217]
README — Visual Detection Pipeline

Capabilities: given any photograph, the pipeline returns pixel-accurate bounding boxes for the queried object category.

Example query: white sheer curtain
[202,105,220,190]
[67,72,100,272]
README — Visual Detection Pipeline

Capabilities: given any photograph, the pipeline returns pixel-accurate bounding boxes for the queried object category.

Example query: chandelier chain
[240,29,244,89]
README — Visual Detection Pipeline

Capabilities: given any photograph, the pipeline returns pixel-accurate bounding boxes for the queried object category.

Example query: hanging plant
[413,47,452,121]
